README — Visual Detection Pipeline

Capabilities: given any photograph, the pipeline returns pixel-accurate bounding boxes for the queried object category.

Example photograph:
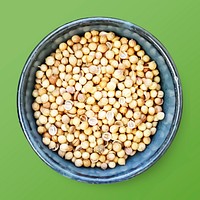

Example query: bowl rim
[17,17,183,184]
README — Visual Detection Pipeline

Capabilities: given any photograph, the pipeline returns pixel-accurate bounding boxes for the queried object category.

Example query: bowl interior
[18,18,180,183]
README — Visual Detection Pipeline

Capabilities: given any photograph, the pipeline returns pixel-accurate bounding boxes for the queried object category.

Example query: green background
[0,0,199,199]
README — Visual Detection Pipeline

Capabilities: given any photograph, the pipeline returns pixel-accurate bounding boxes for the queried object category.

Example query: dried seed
[127,120,135,129]
[68,126,75,134]
[77,93,86,102]
[113,141,122,152]
[49,125,57,136]
[66,86,75,94]
[74,91,79,101]
[80,115,87,122]
[88,117,98,126]
[119,50,128,59]
[106,111,114,120]
[102,132,112,141]
[64,100,73,111]
[66,113,76,118]
[94,145,105,154]
[52,143,59,151]
[114,121,123,127]
[101,163,108,170]
[89,65,98,74]
[106,42,112,49]
[118,97,126,105]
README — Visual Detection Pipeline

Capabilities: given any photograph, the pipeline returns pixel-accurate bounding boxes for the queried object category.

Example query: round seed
[102,132,111,141]
[88,117,98,126]
[49,125,57,135]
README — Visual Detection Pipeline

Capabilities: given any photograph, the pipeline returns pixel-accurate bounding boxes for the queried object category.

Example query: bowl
[17,17,182,184]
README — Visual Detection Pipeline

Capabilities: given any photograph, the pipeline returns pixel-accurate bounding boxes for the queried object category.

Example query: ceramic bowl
[17,17,182,184]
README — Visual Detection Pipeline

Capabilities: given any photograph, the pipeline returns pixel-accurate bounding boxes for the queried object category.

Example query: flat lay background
[0,0,199,199]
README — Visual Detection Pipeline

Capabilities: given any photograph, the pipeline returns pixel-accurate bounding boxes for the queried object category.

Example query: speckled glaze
[17,17,182,184]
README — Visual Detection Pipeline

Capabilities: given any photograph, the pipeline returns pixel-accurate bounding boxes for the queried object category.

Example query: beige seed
[149,107,155,115]
[108,162,116,168]
[75,159,83,167]
[85,110,94,118]
[106,111,114,121]
[138,142,146,152]
[102,132,111,141]
[69,56,77,66]
[48,125,57,136]
[151,127,157,135]
[118,158,126,165]
[41,79,49,88]
[79,121,89,130]
[86,96,95,105]
[119,50,128,59]
[67,134,74,142]
[105,50,115,59]
[101,163,107,170]
[157,91,164,98]
[143,137,151,144]
[98,110,106,119]
[81,141,89,149]
[157,112,165,120]
[110,125,119,133]
[101,57,108,66]
[118,97,126,105]
[89,65,98,74]
[66,86,75,94]
[56,96,64,105]
[48,141,56,150]
[107,82,116,91]
[42,137,50,145]
[88,42,97,50]
[88,117,98,126]
[129,55,138,64]
[82,152,90,159]
[127,120,135,129]
[65,152,73,160]
[118,134,127,142]
[107,153,115,161]
[38,115,47,124]
[138,123,147,131]
[90,153,99,162]
[64,100,73,111]
[113,142,122,152]
[122,89,131,97]
[59,144,68,152]
[135,130,143,139]
[131,142,139,150]
[117,149,125,158]
[124,79,133,88]
[155,98,163,105]
[145,99,154,107]
[97,44,108,53]
[58,135,67,144]
[46,56,55,66]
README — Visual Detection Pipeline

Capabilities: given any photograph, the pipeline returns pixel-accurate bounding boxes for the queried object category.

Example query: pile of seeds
[32,30,165,169]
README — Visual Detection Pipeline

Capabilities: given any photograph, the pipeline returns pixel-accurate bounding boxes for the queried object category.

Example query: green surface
[0,0,199,199]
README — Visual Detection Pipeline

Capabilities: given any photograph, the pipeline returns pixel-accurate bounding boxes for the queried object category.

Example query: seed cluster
[32,30,165,169]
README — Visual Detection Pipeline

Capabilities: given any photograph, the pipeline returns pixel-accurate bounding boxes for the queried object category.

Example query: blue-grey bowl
[17,17,182,184]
